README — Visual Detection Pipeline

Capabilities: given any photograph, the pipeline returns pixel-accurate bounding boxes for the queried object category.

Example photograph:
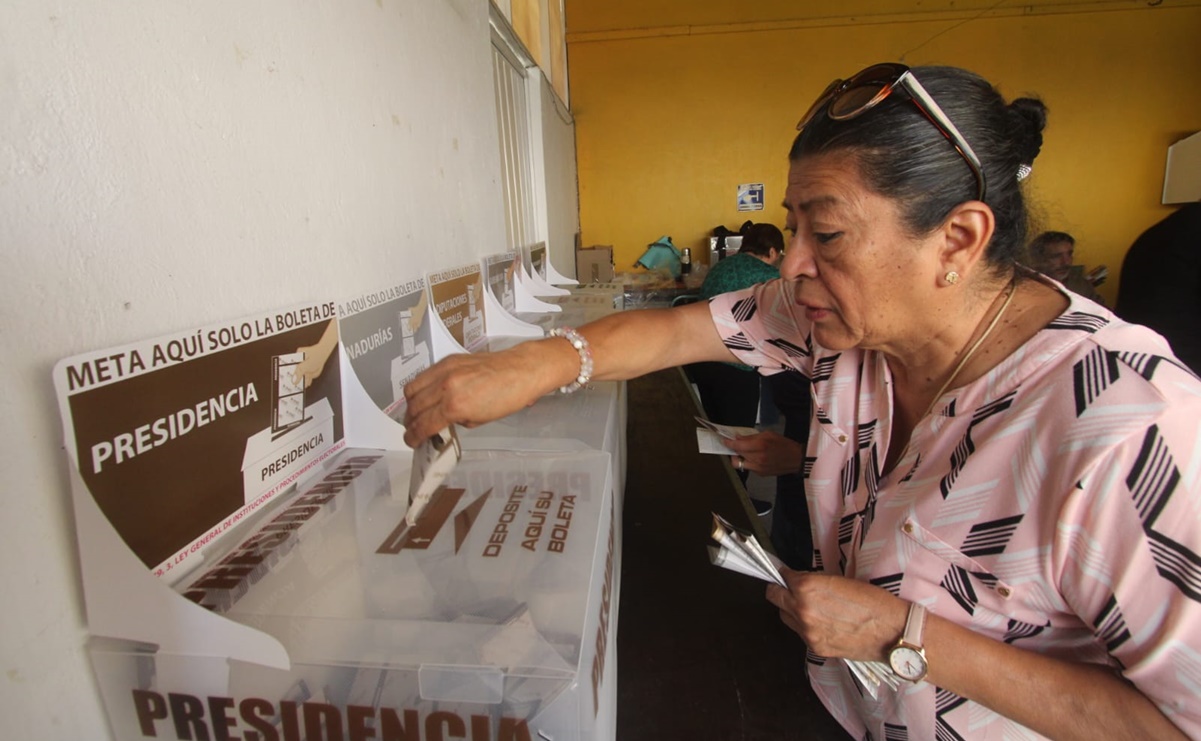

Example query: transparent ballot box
[457,382,625,484]
[87,448,619,741]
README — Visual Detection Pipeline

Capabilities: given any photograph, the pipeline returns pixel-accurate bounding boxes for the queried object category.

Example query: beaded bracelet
[548,326,594,394]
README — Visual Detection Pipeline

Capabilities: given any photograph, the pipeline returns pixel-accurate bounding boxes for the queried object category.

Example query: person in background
[728,368,813,569]
[687,222,784,430]
[700,222,785,301]
[404,63,1200,738]
[699,222,814,550]
[1115,202,1201,376]
[696,222,816,552]
[687,222,785,513]
[1027,230,1105,303]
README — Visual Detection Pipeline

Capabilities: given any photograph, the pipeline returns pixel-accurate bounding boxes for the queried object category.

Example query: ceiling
[564,0,1179,37]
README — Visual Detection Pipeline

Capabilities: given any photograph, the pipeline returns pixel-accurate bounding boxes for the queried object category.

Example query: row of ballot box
[54,247,629,741]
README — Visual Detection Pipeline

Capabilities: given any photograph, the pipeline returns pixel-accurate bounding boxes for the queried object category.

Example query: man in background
[1027,230,1106,303]
[1116,203,1201,375]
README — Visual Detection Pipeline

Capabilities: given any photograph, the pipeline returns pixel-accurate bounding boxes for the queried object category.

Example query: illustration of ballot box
[391,343,431,406]
[88,447,619,741]
[241,397,337,506]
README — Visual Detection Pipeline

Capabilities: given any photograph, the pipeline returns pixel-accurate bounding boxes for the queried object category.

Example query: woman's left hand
[765,569,908,661]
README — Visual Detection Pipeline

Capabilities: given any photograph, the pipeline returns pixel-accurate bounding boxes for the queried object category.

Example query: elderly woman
[405,63,1200,739]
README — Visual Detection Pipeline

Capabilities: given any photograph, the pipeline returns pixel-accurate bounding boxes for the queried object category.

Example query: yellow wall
[567,6,1201,303]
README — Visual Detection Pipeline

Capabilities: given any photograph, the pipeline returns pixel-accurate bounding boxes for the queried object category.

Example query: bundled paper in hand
[406,425,461,525]
[695,416,758,456]
[708,512,787,585]
[706,512,902,699]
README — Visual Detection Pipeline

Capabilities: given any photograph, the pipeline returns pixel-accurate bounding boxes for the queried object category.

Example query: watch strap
[902,602,927,647]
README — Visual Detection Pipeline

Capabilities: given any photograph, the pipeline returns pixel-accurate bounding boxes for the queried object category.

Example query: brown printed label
[427,265,485,350]
[55,305,344,576]
[131,688,533,741]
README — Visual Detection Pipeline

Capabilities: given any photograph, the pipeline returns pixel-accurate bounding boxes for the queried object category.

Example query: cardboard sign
[529,243,547,279]
[53,303,345,579]
[337,279,434,422]
[484,252,520,314]
[428,264,487,351]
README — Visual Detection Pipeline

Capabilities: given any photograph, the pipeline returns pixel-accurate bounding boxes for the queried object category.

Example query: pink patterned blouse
[709,276,1201,739]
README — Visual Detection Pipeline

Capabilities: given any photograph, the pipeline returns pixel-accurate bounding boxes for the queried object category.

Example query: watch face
[889,645,927,681]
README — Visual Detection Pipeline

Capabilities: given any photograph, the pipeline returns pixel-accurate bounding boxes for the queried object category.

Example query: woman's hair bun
[1009,97,1048,165]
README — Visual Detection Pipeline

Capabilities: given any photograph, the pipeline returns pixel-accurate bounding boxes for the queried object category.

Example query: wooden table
[617,368,853,740]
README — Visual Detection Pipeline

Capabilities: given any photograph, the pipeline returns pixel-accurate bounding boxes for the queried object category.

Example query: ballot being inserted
[694,416,758,455]
[707,512,903,699]
[406,425,461,525]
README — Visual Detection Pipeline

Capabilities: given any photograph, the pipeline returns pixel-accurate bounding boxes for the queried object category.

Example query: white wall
[0,0,552,737]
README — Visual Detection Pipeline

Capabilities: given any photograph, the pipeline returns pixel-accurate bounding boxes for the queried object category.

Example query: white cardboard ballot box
[53,296,622,741]
[87,448,618,741]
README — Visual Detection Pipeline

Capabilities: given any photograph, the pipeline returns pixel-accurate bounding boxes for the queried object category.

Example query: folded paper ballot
[695,416,758,456]
[709,512,786,585]
[406,425,461,525]
[707,512,903,699]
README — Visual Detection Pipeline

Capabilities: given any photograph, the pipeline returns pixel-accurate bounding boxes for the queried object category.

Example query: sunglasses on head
[796,62,987,202]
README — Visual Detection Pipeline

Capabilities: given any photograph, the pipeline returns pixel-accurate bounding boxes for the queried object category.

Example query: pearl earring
[945,271,960,285]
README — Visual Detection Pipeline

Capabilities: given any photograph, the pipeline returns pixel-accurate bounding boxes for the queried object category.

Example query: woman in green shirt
[700,223,785,301]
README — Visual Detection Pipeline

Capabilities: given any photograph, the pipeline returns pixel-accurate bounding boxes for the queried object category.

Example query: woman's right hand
[402,343,569,447]
[402,302,739,447]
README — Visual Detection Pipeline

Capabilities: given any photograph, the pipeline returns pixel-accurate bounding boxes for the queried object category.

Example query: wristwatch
[888,602,929,683]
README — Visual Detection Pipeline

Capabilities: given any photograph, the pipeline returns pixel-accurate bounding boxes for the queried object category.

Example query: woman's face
[779,152,937,353]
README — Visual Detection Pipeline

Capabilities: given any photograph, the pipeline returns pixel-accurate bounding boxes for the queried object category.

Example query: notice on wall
[337,279,433,421]
[53,304,346,579]
[737,182,765,212]
[428,263,486,350]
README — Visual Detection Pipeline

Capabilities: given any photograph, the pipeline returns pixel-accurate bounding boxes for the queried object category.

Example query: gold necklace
[893,277,1018,469]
